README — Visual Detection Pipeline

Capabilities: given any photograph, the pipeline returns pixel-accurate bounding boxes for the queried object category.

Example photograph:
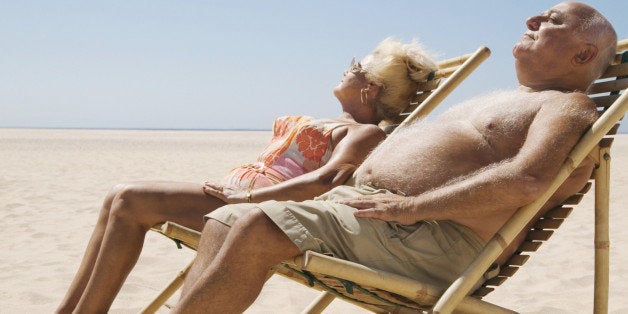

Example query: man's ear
[573,43,598,65]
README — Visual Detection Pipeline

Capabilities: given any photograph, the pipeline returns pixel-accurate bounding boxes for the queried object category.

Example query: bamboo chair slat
[589,77,628,95]
[614,53,628,64]
[505,254,529,266]
[544,206,573,219]
[518,241,542,252]
[498,266,520,277]
[592,94,620,108]
[437,53,474,69]
[525,230,553,241]
[599,137,615,148]
[416,80,441,92]
[562,194,584,205]
[606,123,620,136]
[483,276,507,287]
[579,181,592,194]
[413,91,432,105]
[472,287,495,298]
[533,218,565,229]
[599,63,628,78]
[434,66,458,79]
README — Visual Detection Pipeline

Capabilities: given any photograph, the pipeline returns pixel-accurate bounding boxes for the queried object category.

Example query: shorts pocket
[390,222,447,261]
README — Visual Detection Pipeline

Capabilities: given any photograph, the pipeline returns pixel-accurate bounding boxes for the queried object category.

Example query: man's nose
[526,16,541,31]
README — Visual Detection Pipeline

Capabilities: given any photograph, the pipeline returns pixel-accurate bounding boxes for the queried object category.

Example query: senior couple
[58,1,618,313]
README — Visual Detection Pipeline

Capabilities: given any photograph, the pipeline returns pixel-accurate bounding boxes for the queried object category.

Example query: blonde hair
[364,37,437,124]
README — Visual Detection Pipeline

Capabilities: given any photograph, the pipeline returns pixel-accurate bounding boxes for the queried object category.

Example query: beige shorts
[205,185,485,289]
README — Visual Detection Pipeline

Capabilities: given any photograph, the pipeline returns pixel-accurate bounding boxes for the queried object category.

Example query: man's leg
[175,207,301,313]
[180,218,229,297]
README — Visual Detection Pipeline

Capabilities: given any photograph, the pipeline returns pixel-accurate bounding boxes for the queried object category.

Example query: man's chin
[512,43,529,58]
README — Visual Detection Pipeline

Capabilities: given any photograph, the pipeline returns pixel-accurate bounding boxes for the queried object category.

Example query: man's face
[513,2,586,68]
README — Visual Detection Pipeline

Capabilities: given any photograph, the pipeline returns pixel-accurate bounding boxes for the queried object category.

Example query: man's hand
[202,181,247,204]
[337,193,417,225]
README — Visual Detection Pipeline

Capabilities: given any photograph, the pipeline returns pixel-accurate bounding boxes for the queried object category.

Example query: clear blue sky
[1,1,626,131]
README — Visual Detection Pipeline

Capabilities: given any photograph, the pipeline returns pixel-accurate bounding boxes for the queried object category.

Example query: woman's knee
[97,183,132,221]
[103,182,135,206]
[107,183,155,225]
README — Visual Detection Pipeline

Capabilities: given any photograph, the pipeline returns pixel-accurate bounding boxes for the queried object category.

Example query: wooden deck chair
[146,41,627,314]
[141,46,491,313]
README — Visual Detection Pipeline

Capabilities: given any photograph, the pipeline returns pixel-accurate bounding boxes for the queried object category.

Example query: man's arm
[345,93,597,225]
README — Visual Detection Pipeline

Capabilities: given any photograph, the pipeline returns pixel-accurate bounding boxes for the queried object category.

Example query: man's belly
[355,120,496,196]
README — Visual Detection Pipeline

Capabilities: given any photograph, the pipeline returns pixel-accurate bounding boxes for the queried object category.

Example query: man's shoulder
[537,90,598,125]
[541,90,594,107]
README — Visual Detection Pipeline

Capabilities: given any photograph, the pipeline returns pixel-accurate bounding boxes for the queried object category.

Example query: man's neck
[517,84,582,93]
[518,76,591,93]
[516,68,591,93]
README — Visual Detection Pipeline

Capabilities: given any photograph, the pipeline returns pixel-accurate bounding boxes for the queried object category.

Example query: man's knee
[230,207,301,260]
[233,207,277,236]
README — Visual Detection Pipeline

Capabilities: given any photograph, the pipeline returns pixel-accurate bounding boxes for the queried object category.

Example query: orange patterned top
[221,116,354,189]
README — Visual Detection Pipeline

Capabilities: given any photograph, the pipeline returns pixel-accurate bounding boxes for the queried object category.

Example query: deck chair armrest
[286,251,514,314]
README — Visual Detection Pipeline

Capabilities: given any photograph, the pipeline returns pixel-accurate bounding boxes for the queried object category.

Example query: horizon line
[1,126,626,134]
[0,126,272,132]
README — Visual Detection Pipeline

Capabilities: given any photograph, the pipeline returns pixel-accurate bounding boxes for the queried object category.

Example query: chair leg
[141,259,194,314]
[301,291,336,314]
[593,147,610,314]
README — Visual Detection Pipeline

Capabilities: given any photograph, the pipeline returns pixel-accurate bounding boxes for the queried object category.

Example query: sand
[1,128,626,313]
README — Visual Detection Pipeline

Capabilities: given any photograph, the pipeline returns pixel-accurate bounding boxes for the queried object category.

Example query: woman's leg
[56,181,225,313]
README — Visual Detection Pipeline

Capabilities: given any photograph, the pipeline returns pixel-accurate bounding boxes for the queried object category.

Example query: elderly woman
[57,37,437,313]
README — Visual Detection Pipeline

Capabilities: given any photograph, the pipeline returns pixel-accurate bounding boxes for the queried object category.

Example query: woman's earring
[360,88,368,105]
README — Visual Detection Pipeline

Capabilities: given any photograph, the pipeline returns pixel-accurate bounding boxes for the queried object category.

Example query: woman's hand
[337,193,417,225]
[202,181,248,204]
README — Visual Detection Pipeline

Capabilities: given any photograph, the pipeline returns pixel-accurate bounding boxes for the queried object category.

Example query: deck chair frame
[141,46,491,313]
[145,41,626,314]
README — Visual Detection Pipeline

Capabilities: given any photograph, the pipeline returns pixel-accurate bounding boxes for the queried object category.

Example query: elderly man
[175,2,617,312]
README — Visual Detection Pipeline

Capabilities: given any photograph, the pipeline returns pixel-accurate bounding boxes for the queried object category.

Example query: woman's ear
[367,83,381,98]
[573,43,598,65]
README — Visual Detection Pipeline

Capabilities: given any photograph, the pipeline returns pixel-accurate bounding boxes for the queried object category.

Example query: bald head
[569,2,617,82]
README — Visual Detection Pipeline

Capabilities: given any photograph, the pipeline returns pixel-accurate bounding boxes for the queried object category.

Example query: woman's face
[333,55,373,105]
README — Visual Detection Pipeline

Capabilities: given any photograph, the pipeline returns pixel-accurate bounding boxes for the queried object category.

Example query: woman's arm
[204,123,386,203]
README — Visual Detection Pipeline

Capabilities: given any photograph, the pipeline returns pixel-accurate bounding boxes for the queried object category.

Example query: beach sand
[1,128,626,313]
